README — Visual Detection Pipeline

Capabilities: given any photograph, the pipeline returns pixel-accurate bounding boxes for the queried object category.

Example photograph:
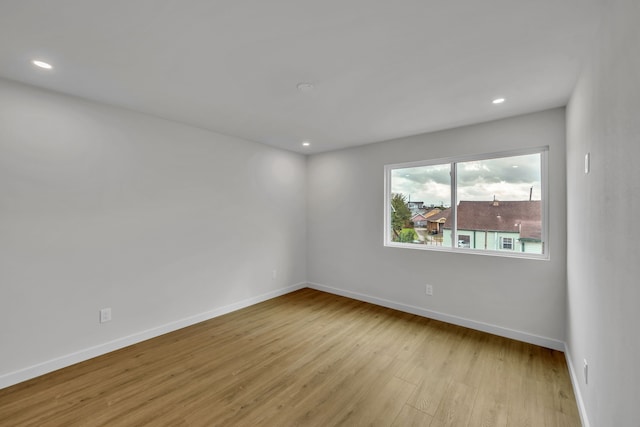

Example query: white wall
[566,0,640,425]
[0,79,307,386]
[307,109,567,347]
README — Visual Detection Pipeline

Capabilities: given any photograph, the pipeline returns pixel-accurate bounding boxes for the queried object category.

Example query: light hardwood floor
[0,288,580,426]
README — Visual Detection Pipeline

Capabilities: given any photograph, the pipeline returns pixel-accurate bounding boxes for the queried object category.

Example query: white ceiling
[0,0,603,154]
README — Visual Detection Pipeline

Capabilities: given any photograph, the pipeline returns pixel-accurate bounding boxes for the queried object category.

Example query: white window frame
[500,237,514,250]
[383,146,549,260]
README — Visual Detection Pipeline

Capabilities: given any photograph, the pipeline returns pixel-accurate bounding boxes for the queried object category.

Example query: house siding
[442,229,542,253]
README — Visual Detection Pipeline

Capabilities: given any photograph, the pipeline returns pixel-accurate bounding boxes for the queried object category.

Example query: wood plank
[406,371,450,416]
[0,288,581,426]
[392,404,435,427]
[431,380,478,426]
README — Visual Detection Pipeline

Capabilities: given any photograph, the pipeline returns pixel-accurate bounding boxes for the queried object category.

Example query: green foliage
[391,193,412,236]
[398,228,419,243]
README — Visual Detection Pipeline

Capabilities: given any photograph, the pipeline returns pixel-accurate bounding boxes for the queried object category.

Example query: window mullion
[450,162,457,248]
[385,147,547,259]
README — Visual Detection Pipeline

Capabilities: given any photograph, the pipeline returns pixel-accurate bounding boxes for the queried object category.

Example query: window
[384,147,548,258]
[500,237,514,250]
[458,235,471,248]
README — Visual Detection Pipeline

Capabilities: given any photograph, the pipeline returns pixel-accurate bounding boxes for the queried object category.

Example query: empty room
[1,1,638,426]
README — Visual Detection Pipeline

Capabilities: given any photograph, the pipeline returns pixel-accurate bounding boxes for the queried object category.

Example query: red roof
[444,200,541,240]
[411,213,428,221]
[427,208,451,223]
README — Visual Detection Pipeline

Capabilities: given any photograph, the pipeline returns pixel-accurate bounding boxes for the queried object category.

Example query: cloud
[392,164,451,205]
[391,153,541,205]
[393,164,450,186]
[457,154,540,186]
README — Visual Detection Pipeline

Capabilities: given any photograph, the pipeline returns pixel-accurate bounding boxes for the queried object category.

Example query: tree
[391,193,412,239]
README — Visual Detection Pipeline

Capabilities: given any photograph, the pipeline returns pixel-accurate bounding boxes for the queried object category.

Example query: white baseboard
[1,281,573,395]
[564,345,590,427]
[307,282,565,351]
[0,282,306,390]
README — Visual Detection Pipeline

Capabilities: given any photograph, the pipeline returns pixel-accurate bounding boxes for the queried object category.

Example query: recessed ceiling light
[302,141,311,147]
[32,60,53,70]
[296,82,314,92]
[492,98,505,104]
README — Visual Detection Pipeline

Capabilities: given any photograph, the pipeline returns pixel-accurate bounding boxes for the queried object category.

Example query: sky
[391,153,542,207]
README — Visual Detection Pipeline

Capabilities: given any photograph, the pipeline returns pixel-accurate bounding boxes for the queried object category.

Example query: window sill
[384,241,550,261]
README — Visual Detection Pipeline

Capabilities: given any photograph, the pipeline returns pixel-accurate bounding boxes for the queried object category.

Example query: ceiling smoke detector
[296,82,315,92]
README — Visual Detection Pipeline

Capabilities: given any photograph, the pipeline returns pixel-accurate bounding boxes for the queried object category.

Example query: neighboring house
[407,201,424,213]
[411,213,428,227]
[442,200,542,253]
[426,208,450,235]
[423,208,442,219]
[407,208,450,233]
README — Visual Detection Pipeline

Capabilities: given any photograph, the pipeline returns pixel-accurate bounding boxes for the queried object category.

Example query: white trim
[384,145,550,171]
[3,280,583,423]
[307,282,565,351]
[564,344,590,427]
[384,240,550,260]
[541,148,550,258]
[0,282,306,390]
[383,163,392,246]
[384,146,550,260]
[451,161,458,247]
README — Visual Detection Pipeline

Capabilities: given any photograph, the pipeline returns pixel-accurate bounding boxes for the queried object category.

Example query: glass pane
[454,153,543,254]
[390,164,451,246]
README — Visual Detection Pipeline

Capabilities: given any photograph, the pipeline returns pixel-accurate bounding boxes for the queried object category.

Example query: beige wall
[0,79,307,386]
[307,108,567,347]
[566,0,640,425]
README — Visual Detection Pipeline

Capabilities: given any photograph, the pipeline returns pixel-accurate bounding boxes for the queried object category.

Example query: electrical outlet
[425,284,433,296]
[272,269,277,280]
[584,359,588,384]
[100,308,112,323]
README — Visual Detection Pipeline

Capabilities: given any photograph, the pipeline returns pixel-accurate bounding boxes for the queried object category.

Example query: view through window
[385,149,547,257]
